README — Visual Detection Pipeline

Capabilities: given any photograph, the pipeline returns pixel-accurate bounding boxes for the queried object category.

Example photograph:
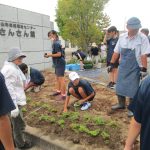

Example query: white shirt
[1,61,26,106]
[114,32,150,67]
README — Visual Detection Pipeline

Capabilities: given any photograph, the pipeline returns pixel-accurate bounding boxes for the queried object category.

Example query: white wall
[0,4,53,70]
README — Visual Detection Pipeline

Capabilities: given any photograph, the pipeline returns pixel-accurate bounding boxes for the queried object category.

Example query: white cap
[69,72,80,81]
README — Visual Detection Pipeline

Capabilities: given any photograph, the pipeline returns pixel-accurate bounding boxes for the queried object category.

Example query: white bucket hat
[69,72,80,81]
[7,48,26,62]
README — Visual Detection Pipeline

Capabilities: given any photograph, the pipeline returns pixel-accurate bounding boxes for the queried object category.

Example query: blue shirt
[107,37,118,62]
[52,40,66,68]
[30,68,45,85]
[67,79,95,96]
[128,77,150,150]
[0,73,15,116]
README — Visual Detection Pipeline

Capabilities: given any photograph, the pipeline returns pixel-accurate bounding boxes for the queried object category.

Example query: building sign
[0,21,36,38]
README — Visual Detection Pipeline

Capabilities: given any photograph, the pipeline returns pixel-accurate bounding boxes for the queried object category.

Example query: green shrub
[83,60,93,64]
[67,58,78,64]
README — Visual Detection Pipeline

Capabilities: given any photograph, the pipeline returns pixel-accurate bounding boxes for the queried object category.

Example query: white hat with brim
[69,72,80,81]
[7,48,26,62]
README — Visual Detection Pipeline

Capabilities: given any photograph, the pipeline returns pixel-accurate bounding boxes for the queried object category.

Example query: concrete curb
[25,126,87,150]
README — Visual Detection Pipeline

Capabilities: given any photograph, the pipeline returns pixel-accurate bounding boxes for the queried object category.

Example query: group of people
[0,29,95,149]
[106,17,150,150]
[1,16,150,150]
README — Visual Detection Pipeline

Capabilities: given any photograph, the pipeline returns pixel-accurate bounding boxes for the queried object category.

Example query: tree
[56,0,110,51]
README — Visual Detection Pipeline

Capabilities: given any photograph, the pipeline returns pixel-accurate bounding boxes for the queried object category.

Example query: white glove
[11,103,19,118]
[140,71,148,79]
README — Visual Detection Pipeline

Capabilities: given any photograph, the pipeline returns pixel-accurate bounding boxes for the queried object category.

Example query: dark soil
[23,70,140,150]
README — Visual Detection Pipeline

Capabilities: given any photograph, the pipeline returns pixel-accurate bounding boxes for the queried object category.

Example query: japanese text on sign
[0,21,36,38]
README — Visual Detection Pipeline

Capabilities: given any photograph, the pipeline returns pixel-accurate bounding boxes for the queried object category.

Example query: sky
[0,0,150,31]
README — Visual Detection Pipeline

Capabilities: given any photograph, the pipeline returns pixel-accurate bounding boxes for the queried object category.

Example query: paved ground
[76,67,109,84]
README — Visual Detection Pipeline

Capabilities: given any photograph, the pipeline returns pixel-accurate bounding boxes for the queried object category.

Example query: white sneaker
[81,102,91,111]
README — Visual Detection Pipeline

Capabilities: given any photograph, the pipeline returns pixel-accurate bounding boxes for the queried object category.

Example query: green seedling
[26,96,32,103]
[93,117,105,126]
[61,112,71,118]
[107,121,118,129]
[22,108,27,113]
[42,104,50,109]
[104,140,110,145]
[57,119,65,128]
[70,123,89,134]
[49,117,56,123]
[73,102,80,107]
[39,115,50,121]
[101,131,110,140]
[87,129,100,137]
[51,108,57,113]
[35,101,43,107]
[83,114,92,122]
[70,123,80,130]
[69,112,79,121]
[78,125,89,133]
[30,112,38,117]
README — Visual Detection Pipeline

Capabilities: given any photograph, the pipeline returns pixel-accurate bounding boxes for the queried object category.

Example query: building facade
[0,4,54,70]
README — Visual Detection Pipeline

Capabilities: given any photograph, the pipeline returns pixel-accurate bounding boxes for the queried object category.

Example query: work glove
[107,63,114,73]
[11,102,19,118]
[140,67,148,79]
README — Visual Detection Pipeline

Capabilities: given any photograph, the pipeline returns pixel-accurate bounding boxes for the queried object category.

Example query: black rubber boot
[128,98,133,117]
[111,95,126,110]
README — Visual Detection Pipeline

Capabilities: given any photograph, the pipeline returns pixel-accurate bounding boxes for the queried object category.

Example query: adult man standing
[109,17,150,116]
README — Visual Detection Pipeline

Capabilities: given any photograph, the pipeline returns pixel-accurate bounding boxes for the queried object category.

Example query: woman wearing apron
[108,17,150,117]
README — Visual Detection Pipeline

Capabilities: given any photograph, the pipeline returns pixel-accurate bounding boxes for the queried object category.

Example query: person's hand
[44,53,52,58]
[140,67,148,79]
[44,53,49,58]
[107,63,114,73]
[79,100,85,105]
[11,103,19,118]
